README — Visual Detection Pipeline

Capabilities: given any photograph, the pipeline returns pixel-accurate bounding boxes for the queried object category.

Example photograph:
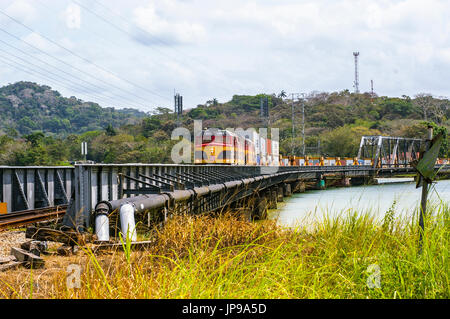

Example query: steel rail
[0,205,67,230]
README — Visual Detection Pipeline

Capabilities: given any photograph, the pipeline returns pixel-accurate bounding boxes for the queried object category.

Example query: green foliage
[322,125,381,157]
[0,81,146,136]
[425,121,449,157]
[105,124,117,137]
[1,81,449,166]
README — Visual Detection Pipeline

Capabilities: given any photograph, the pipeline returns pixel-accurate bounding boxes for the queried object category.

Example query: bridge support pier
[291,181,305,193]
[351,177,378,186]
[316,178,326,190]
[252,195,268,220]
[277,186,284,202]
[268,189,278,209]
[340,177,351,187]
[283,184,292,197]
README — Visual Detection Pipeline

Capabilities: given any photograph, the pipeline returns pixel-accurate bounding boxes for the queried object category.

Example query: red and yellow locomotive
[194,129,255,165]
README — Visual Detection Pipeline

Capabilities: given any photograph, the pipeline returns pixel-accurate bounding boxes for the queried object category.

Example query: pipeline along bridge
[1,162,449,236]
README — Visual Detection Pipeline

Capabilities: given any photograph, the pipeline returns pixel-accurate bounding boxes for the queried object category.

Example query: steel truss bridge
[358,135,424,168]
[1,162,448,232]
[0,134,448,233]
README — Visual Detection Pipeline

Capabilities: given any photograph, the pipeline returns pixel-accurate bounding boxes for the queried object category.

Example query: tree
[425,121,449,157]
[105,124,117,136]
[414,93,433,121]
[142,117,161,138]
[25,131,45,147]
[321,125,381,157]
[278,90,287,98]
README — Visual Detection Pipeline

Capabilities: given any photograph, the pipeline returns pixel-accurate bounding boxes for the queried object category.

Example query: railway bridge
[0,134,449,239]
[1,162,449,237]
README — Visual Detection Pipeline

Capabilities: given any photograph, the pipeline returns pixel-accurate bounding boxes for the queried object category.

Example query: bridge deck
[1,164,448,229]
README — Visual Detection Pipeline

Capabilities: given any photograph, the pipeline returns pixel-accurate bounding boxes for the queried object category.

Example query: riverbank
[0,202,448,299]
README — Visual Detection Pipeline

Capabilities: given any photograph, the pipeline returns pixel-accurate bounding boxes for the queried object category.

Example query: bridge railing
[0,166,74,214]
[1,162,448,225]
[280,156,449,168]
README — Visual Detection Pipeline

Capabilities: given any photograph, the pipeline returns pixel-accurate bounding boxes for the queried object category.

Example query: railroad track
[0,205,67,230]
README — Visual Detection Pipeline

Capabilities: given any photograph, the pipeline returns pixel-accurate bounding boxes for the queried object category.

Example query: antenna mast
[353,52,360,93]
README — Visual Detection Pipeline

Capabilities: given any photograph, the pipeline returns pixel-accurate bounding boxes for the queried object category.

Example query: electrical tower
[370,79,374,103]
[353,52,360,93]
[288,93,307,156]
[174,92,183,126]
[260,95,269,127]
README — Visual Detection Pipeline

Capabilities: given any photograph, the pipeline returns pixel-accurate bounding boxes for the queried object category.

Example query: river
[271,178,450,228]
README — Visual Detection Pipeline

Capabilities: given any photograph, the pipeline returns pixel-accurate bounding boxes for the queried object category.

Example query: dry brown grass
[0,213,290,299]
[0,205,448,299]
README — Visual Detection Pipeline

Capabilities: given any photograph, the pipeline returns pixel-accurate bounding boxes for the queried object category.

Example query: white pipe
[120,203,137,242]
[95,213,110,242]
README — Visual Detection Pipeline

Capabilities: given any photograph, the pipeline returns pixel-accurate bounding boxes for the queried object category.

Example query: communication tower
[174,92,183,126]
[353,52,360,93]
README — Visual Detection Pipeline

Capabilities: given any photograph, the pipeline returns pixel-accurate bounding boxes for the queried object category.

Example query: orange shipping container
[0,203,6,214]
[266,139,272,156]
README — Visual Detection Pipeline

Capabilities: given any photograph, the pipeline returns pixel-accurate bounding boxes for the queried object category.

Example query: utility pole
[419,125,433,249]
[301,97,306,156]
[291,93,295,156]
[81,142,87,162]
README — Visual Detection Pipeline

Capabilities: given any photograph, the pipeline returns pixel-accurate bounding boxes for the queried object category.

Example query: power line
[33,0,165,75]
[0,27,155,110]
[0,55,117,107]
[0,9,169,105]
[0,53,140,109]
[74,0,232,94]
[0,36,148,109]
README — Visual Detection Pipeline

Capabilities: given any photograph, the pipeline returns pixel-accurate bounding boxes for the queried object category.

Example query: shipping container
[267,139,272,156]
[259,136,267,165]
[235,129,260,157]
[271,140,279,158]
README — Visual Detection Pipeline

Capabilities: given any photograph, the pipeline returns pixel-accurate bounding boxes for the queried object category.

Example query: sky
[0,0,449,112]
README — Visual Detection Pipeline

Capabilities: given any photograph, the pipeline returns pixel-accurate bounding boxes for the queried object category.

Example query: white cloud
[132,1,206,45]
[65,3,81,29]
[2,0,450,109]
[3,0,37,24]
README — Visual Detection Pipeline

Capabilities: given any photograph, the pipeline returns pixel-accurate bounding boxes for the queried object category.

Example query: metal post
[419,126,433,249]
[301,98,305,156]
[291,94,295,156]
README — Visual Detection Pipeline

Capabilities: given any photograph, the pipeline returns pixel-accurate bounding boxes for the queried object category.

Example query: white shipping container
[235,129,260,156]
[272,155,280,166]
[271,140,279,159]
[260,136,266,163]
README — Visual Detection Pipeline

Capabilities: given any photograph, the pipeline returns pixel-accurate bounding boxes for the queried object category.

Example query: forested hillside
[0,81,147,136]
[0,82,448,166]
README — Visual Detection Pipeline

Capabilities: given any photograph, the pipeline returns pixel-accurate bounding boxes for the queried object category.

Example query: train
[194,128,279,166]
[194,129,450,167]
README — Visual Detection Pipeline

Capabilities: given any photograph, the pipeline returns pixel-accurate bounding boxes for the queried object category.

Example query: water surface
[272,178,450,227]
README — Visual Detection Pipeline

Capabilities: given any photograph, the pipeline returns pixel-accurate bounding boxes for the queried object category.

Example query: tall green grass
[0,203,448,299]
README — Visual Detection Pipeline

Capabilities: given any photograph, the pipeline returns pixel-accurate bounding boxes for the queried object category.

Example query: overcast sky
[0,0,449,112]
